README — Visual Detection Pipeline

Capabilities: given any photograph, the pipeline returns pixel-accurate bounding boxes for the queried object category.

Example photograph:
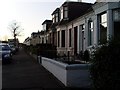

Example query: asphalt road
[2,48,65,90]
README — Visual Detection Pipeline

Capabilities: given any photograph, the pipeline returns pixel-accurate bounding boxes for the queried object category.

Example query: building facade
[56,1,120,56]
[24,1,120,57]
[56,1,93,56]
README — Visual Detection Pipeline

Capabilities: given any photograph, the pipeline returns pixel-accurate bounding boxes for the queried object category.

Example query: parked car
[9,44,16,54]
[0,43,12,64]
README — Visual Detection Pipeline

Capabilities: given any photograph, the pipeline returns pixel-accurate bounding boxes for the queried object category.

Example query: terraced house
[25,0,120,57]
[55,0,120,57]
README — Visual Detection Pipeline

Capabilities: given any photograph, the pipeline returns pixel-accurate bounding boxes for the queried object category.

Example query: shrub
[90,39,120,89]
[83,50,90,62]
[36,44,57,59]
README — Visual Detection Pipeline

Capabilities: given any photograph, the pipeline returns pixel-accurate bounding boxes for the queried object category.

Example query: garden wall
[41,57,91,88]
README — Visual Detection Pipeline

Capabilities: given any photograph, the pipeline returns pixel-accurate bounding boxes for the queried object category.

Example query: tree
[8,20,23,40]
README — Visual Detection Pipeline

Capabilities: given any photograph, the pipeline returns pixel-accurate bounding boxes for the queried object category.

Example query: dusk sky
[0,0,96,43]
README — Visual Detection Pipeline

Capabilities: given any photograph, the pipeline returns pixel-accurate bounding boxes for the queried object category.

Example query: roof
[58,1,93,25]
[42,20,52,25]
[51,8,60,15]
[61,1,93,7]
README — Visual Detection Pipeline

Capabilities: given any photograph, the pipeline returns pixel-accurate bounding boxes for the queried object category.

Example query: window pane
[88,22,94,46]
[113,9,120,21]
[58,31,60,47]
[69,29,72,47]
[100,24,107,44]
[99,13,107,44]
[60,7,63,20]
[101,13,107,23]
[102,23,107,28]
[64,11,68,18]
[64,7,68,10]
[62,30,65,47]
[56,17,58,22]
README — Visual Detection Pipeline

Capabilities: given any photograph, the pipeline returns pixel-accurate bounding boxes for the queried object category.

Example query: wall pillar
[94,15,99,45]
[107,9,113,41]
[77,25,80,54]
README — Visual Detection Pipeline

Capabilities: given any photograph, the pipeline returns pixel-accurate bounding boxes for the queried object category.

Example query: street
[2,48,65,90]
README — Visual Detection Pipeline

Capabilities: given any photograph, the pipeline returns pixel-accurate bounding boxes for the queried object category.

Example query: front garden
[23,38,120,89]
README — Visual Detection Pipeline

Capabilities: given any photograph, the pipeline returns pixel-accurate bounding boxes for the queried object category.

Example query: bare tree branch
[8,20,24,39]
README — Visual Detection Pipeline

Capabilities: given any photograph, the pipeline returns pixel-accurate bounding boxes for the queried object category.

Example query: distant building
[23,37,31,46]
[42,20,52,44]
[50,8,60,46]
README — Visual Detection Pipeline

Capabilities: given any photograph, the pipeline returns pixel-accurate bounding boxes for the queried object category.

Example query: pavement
[2,48,67,90]
[2,48,91,90]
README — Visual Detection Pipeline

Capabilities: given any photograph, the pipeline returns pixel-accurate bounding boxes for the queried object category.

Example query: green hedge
[23,44,57,59]
[90,39,120,89]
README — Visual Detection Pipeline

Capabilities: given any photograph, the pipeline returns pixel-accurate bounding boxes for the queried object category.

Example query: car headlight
[4,54,10,58]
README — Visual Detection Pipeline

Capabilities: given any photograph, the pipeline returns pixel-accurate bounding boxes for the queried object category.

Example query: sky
[0,0,96,43]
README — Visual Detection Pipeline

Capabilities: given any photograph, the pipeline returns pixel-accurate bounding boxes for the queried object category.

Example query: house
[23,37,31,46]
[42,20,52,44]
[56,1,120,57]
[56,1,93,56]
[24,0,120,58]
[49,8,60,46]
[30,32,39,46]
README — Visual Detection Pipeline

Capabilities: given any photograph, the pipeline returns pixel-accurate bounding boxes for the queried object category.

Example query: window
[88,21,94,46]
[56,13,58,22]
[64,7,68,19]
[50,33,52,44]
[43,24,46,31]
[58,31,60,47]
[60,6,68,20]
[99,12,107,44]
[53,13,59,23]
[42,37,44,43]
[81,24,85,51]
[52,14,55,23]
[60,7,63,20]
[113,9,120,21]
[61,30,65,47]
[69,29,72,47]
[114,9,120,39]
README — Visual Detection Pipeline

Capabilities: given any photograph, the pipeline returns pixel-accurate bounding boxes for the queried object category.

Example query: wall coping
[42,57,91,70]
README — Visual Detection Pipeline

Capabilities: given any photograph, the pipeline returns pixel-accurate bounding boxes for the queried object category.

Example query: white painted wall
[41,57,91,87]
[42,57,67,85]
[67,69,91,87]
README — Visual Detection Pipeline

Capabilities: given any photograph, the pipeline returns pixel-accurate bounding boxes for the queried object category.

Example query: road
[2,48,65,90]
